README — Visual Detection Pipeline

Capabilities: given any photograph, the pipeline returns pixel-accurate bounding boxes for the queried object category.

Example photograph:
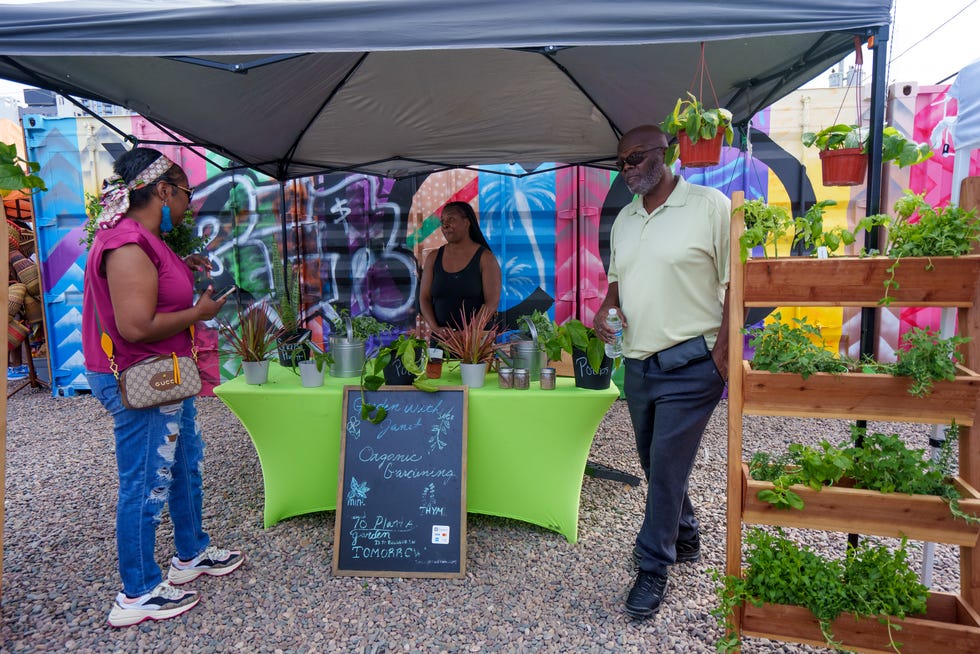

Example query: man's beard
[625,165,664,196]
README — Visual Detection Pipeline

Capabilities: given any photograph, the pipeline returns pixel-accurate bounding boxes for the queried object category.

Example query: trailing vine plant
[712,527,929,653]
[748,421,979,524]
[747,315,971,396]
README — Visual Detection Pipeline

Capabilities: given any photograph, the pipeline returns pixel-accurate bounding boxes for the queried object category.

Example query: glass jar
[539,367,556,390]
[498,367,514,389]
[513,368,530,390]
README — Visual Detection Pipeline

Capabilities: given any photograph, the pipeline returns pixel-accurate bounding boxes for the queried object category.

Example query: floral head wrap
[97,154,177,229]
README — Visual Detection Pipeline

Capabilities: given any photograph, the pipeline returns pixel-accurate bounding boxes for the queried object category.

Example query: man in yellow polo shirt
[596,124,731,620]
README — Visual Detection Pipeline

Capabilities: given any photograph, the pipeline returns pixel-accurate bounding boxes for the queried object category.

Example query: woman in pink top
[82,148,244,627]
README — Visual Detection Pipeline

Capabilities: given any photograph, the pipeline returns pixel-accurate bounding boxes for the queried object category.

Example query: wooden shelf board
[741,362,980,426]
[743,255,980,307]
[741,464,980,546]
[742,593,980,654]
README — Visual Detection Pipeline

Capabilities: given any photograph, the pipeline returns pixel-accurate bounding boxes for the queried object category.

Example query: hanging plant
[659,43,734,168]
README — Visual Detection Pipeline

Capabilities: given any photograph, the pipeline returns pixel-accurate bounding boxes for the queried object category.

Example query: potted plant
[552,318,611,390]
[273,263,310,367]
[328,308,394,378]
[660,92,734,168]
[434,306,501,388]
[217,303,279,384]
[363,331,437,390]
[802,124,933,186]
[291,343,332,388]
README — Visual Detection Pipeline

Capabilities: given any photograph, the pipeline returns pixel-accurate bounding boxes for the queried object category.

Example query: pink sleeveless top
[82,219,195,373]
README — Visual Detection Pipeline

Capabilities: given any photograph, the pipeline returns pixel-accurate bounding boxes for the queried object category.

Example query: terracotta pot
[677,131,723,168]
[818,147,867,186]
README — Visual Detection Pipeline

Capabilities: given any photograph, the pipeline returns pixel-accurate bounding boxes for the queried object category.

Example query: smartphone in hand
[213,285,237,301]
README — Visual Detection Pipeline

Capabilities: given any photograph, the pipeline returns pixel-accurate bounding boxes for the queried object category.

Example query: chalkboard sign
[333,386,468,578]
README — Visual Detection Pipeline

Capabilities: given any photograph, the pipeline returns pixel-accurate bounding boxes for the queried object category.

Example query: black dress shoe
[675,533,701,563]
[631,534,700,569]
[625,570,668,619]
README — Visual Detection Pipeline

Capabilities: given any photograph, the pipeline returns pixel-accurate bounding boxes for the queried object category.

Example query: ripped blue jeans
[87,372,210,597]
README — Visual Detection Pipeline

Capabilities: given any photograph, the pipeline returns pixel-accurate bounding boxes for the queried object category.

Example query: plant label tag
[817,246,829,259]
[431,525,451,544]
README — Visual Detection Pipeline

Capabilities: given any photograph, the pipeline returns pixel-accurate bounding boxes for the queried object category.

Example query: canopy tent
[0,0,893,180]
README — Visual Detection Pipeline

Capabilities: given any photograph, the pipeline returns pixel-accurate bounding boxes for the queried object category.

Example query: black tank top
[431,245,486,328]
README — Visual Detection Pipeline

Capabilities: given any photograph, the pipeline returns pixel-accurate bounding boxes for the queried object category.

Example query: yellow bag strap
[94,303,197,380]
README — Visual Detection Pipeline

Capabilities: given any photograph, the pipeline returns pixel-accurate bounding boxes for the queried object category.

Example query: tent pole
[279,181,290,307]
[852,24,890,549]
[857,25,890,360]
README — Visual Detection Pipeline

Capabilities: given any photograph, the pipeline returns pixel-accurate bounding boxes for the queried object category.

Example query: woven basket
[23,293,42,325]
[8,319,29,350]
[8,282,26,317]
[10,251,40,295]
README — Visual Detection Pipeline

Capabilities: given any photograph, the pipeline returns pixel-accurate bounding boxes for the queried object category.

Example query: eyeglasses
[172,183,195,200]
[615,147,665,171]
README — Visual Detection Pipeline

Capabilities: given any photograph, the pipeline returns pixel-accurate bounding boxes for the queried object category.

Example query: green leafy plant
[357,332,438,425]
[295,346,332,374]
[0,142,46,194]
[737,199,860,262]
[750,440,852,510]
[272,262,302,334]
[746,313,854,378]
[552,318,605,373]
[864,327,970,397]
[791,200,857,253]
[748,422,978,524]
[747,315,968,397]
[737,199,793,262]
[330,308,394,341]
[713,527,929,653]
[802,124,933,168]
[361,332,438,393]
[660,92,734,166]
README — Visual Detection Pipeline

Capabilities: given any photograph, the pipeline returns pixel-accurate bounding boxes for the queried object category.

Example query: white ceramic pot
[298,360,325,387]
[242,360,270,385]
[459,361,488,388]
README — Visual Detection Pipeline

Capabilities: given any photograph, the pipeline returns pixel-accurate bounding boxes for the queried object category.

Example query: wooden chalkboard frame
[333,385,468,578]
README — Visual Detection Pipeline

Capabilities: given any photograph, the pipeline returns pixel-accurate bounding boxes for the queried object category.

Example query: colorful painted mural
[16,81,980,396]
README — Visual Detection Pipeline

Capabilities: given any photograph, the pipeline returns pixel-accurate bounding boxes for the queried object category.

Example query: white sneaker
[107,581,199,628]
[168,545,245,585]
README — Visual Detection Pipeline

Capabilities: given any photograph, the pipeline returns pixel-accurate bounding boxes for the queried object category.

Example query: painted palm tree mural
[479,164,557,326]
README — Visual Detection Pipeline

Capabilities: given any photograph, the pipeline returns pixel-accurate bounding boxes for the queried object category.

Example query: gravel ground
[2,388,960,653]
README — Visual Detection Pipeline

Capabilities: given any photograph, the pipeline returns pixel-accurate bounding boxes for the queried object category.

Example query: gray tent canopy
[0,0,893,180]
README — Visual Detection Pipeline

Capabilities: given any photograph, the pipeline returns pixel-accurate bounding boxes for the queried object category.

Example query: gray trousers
[624,338,724,575]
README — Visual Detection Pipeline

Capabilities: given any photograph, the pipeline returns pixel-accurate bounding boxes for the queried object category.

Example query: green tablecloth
[213,364,619,542]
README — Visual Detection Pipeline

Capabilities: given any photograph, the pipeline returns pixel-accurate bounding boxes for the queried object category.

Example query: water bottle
[604,308,623,359]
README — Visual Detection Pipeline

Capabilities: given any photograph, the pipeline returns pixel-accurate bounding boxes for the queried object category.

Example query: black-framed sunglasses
[172,183,195,200]
[615,147,665,171]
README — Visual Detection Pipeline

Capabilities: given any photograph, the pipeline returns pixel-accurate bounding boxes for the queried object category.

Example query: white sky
[0,0,978,98]
[804,0,980,87]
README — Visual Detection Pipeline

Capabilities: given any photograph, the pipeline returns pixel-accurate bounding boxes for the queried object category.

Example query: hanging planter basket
[677,131,724,168]
[819,147,867,186]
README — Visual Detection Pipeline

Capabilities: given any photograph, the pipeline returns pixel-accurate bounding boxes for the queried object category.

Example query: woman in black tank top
[419,201,502,330]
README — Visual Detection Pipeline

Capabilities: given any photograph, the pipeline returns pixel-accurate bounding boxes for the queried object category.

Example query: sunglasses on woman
[172,183,195,200]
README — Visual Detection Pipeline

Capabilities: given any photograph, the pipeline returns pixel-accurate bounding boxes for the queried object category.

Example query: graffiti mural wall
[20,81,980,396]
